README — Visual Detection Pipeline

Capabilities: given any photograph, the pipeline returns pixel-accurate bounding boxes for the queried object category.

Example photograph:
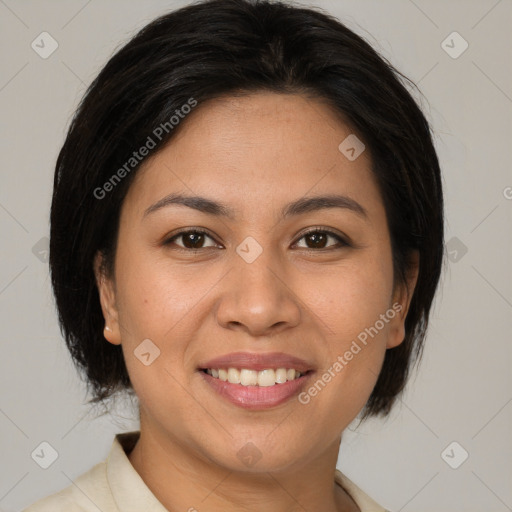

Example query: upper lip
[198,351,315,372]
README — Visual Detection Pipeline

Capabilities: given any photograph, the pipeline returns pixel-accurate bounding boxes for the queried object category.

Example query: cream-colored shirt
[23,431,389,512]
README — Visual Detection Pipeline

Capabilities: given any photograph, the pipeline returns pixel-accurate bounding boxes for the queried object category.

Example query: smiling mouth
[198,367,314,410]
[199,367,312,387]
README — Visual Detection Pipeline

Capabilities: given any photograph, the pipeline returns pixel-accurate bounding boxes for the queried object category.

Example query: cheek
[115,247,207,335]
[113,248,216,393]
[307,249,394,340]
[297,248,393,408]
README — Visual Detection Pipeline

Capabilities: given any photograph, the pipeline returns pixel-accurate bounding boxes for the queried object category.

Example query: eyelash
[163,227,350,252]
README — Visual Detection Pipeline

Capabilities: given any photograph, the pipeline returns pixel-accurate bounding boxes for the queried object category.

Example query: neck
[127,416,360,512]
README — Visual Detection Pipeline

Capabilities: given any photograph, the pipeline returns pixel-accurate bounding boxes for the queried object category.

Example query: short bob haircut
[49,0,444,419]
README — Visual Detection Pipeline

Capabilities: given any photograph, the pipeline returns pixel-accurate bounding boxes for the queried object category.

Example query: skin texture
[94,92,418,512]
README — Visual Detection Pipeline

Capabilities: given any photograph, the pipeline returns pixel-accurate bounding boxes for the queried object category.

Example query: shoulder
[21,459,116,512]
[335,469,391,512]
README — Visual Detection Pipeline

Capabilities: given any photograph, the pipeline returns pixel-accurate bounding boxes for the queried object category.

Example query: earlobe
[93,251,122,346]
[387,251,420,349]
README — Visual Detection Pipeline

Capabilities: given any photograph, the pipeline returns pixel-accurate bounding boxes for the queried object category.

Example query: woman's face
[96,92,414,472]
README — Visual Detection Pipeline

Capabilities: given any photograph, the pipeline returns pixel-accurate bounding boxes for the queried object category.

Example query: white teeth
[275,368,288,383]
[227,367,240,384]
[205,367,304,386]
[257,369,276,387]
[240,369,258,386]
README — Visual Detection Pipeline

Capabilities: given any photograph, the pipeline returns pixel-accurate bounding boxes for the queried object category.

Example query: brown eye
[294,229,348,250]
[181,232,206,249]
[164,229,218,250]
[304,232,328,249]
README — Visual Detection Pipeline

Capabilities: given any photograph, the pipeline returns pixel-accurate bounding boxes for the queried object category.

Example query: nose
[215,249,301,337]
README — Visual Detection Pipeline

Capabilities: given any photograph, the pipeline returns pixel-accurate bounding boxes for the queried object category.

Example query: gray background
[1,0,511,511]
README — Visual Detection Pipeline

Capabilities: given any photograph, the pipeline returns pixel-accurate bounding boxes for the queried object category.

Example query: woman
[24,0,444,510]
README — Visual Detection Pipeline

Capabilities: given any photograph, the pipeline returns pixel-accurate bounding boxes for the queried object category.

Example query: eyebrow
[143,192,367,220]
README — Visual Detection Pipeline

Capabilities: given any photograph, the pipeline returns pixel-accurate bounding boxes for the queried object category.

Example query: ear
[93,251,122,346]
[387,250,420,349]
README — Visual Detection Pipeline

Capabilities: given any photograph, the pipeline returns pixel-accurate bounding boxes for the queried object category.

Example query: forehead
[123,92,382,220]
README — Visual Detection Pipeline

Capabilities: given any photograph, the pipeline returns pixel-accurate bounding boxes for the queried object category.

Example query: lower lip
[199,370,313,410]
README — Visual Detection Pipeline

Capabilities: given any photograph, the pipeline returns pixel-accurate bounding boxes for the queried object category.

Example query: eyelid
[163,226,351,251]
[163,227,222,249]
[292,227,350,249]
